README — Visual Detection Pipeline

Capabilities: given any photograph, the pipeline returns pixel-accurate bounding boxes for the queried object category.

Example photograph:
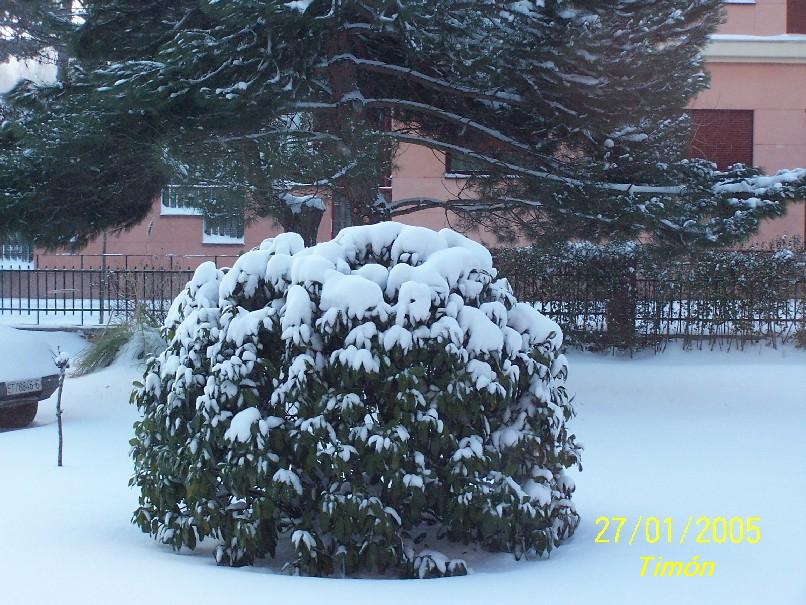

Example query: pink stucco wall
[687,0,806,243]
[722,0,787,36]
[390,142,506,247]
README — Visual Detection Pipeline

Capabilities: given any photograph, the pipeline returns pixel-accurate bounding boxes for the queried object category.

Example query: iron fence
[0,254,240,326]
[495,247,806,350]
[0,251,804,349]
[0,265,195,326]
[524,272,806,350]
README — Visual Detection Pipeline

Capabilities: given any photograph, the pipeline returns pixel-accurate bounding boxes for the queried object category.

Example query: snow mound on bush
[133,222,581,578]
[167,224,558,349]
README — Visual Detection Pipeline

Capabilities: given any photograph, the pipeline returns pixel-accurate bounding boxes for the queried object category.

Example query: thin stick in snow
[53,351,70,468]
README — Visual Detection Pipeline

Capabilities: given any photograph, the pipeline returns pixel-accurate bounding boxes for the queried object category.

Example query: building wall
[721,0,787,36]
[690,62,806,241]
[390,143,507,248]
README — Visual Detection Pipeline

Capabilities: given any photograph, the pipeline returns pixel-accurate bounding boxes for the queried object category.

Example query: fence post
[34,266,39,324]
[99,257,106,325]
[604,256,638,349]
[80,255,84,326]
[99,232,109,325]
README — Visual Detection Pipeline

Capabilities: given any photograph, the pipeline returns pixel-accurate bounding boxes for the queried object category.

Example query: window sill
[202,233,245,245]
[705,34,806,63]
[160,205,203,216]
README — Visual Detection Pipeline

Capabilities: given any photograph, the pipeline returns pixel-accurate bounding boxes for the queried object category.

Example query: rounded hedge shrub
[131,222,581,577]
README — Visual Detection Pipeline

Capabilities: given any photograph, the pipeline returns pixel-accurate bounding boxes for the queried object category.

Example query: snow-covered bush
[131,223,581,577]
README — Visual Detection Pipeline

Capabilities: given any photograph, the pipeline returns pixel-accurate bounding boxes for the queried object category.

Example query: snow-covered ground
[1,332,804,604]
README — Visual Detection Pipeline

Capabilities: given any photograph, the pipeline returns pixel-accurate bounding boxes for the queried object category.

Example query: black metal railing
[1,251,804,348]
[1,254,243,326]
[0,266,196,326]
[32,253,239,271]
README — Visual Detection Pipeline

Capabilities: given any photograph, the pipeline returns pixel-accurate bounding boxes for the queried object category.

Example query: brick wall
[689,109,754,170]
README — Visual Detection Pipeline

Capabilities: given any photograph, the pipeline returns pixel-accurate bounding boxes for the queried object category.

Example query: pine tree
[0,1,74,63]
[2,0,805,249]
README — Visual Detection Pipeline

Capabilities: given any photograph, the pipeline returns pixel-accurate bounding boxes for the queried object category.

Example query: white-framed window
[0,233,34,269]
[161,185,246,244]
[160,185,206,216]
[202,212,245,245]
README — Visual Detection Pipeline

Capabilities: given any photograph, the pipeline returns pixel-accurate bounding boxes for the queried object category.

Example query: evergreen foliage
[130,223,581,576]
[494,241,806,349]
[0,1,74,63]
[2,1,805,249]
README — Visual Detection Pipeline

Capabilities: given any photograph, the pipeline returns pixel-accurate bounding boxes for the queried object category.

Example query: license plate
[6,378,42,396]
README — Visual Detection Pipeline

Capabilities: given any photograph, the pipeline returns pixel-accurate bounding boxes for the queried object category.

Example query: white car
[0,326,60,429]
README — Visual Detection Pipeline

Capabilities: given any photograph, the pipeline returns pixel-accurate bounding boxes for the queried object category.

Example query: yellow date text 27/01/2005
[594,516,761,546]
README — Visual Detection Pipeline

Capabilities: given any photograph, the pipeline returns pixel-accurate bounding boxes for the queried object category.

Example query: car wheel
[0,401,39,429]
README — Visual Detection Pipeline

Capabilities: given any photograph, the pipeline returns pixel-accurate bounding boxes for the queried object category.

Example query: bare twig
[53,350,70,467]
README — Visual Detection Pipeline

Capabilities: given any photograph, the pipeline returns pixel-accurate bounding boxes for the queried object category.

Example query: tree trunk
[324,31,387,227]
[344,177,385,226]
[55,1,72,85]
[605,259,637,349]
[240,140,324,245]
[279,204,322,247]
